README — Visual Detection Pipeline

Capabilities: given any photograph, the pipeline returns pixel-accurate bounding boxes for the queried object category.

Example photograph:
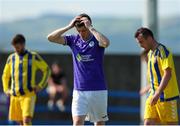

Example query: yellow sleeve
[161,53,173,70]
[2,55,11,94]
[34,53,51,89]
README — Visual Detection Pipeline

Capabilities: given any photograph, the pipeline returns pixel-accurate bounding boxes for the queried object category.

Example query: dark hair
[11,34,26,45]
[134,27,154,39]
[52,61,61,67]
[78,13,92,24]
[74,13,92,28]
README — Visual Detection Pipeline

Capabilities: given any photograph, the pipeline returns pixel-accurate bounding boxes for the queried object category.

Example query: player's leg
[95,121,105,126]
[144,96,159,125]
[88,90,108,125]
[72,90,88,125]
[72,115,86,125]
[21,93,36,125]
[157,100,179,125]
[9,96,23,124]
[23,116,32,125]
[166,121,178,125]
[144,118,156,125]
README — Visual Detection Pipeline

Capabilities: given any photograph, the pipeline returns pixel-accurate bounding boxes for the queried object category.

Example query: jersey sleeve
[160,51,173,70]
[34,53,51,89]
[161,54,173,70]
[64,34,77,47]
[2,55,12,94]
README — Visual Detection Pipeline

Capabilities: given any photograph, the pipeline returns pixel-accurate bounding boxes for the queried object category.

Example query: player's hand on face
[68,16,81,28]
[80,17,91,28]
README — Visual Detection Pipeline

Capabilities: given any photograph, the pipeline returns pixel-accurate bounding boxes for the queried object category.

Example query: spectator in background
[47,62,69,112]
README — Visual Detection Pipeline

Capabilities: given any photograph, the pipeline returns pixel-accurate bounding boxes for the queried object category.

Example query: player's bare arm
[47,16,80,44]
[81,17,110,48]
[139,84,150,96]
[150,67,171,105]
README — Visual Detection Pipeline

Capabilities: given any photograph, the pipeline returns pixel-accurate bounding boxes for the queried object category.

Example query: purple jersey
[64,34,107,91]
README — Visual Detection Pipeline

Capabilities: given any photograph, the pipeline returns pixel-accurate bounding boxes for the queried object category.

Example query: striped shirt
[147,43,179,101]
[2,50,50,96]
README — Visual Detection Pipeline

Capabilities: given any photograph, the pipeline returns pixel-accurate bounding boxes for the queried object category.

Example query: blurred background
[0,0,180,125]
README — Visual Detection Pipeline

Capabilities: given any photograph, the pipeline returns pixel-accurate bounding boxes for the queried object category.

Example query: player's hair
[134,27,154,39]
[78,13,92,24]
[74,13,92,28]
[11,34,26,45]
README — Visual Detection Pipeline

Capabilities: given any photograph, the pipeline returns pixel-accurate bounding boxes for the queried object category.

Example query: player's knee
[95,121,105,126]
[144,119,154,125]
[73,120,84,125]
[23,116,32,125]
[73,117,85,125]
[166,121,178,125]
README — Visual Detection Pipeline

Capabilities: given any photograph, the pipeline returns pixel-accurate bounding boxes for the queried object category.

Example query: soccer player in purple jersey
[47,13,110,125]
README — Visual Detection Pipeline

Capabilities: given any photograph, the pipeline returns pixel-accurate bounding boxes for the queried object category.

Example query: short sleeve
[161,53,173,70]
[64,34,77,47]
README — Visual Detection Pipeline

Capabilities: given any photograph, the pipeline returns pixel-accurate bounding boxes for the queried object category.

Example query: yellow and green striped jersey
[2,50,51,96]
[147,43,179,101]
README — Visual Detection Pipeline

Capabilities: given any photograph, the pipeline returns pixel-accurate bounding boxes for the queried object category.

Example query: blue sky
[0,0,180,22]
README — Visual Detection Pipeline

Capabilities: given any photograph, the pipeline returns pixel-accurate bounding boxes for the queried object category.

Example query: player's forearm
[38,67,51,88]
[47,25,72,44]
[89,26,110,48]
[156,70,171,95]
[2,77,10,94]
[2,67,11,94]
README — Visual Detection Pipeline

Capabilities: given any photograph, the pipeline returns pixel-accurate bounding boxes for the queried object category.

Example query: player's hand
[139,85,150,96]
[34,86,42,93]
[5,90,11,97]
[68,16,81,28]
[80,17,92,29]
[139,87,147,96]
[150,91,160,106]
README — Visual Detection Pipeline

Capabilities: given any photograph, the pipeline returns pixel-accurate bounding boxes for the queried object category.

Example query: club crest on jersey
[76,42,86,49]
[89,41,94,47]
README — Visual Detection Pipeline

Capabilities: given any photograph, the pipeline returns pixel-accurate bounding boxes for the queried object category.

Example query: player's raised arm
[47,16,80,45]
[80,17,110,48]
[89,27,110,48]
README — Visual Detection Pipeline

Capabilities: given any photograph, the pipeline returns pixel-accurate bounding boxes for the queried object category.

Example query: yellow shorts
[144,96,178,123]
[9,92,36,121]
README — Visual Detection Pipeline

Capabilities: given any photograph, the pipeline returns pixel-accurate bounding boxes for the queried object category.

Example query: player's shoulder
[147,50,152,57]
[8,52,16,59]
[30,51,44,61]
[29,50,38,55]
[157,43,171,59]
[28,50,41,57]
[26,50,40,59]
[6,52,15,63]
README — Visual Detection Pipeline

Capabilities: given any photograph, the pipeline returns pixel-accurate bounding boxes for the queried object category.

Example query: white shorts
[72,90,108,123]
